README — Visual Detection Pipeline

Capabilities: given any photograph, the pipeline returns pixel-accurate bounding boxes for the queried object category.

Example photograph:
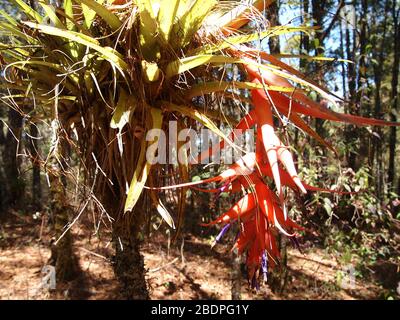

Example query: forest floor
[0,211,389,300]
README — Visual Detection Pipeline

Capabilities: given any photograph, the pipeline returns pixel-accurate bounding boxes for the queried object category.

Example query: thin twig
[79,247,110,261]
[149,257,179,273]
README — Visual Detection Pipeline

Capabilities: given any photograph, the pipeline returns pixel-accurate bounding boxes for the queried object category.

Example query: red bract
[203,179,302,285]
[201,193,257,226]
[251,78,307,197]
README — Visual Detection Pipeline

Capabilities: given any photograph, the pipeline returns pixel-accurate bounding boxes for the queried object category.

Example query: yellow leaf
[110,89,137,154]
[157,0,180,42]
[73,0,122,31]
[110,89,136,131]
[141,60,160,82]
[185,81,295,98]
[64,0,75,31]
[12,0,43,23]
[38,2,65,29]
[164,101,242,156]
[148,183,175,229]
[194,26,318,55]
[170,0,216,49]
[124,108,163,213]
[137,0,161,61]
[165,54,240,78]
[22,22,127,70]
[80,0,106,30]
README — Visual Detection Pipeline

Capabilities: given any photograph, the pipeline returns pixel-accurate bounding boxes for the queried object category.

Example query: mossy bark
[231,247,242,300]
[112,210,149,300]
[48,172,78,282]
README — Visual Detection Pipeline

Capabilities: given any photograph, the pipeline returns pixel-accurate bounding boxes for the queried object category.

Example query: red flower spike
[192,160,355,196]
[204,179,298,280]
[252,90,285,215]
[255,182,294,236]
[220,0,274,35]
[235,219,257,255]
[251,78,306,195]
[265,228,280,268]
[242,56,400,127]
[201,192,257,226]
[247,235,265,282]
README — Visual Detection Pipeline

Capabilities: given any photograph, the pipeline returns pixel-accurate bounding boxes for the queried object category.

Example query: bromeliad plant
[1,0,399,292]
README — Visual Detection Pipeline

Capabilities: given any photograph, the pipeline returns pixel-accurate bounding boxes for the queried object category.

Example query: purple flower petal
[211,223,231,248]
[261,250,268,283]
[215,223,231,243]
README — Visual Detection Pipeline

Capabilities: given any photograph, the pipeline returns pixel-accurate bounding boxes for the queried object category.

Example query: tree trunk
[388,4,400,191]
[4,108,24,208]
[231,247,242,300]
[48,170,78,282]
[266,0,280,54]
[355,0,369,170]
[28,123,41,210]
[344,2,358,169]
[0,107,6,212]
[311,0,326,138]
[268,235,288,293]
[47,89,78,283]
[371,0,390,199]
[112,209,149,300]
